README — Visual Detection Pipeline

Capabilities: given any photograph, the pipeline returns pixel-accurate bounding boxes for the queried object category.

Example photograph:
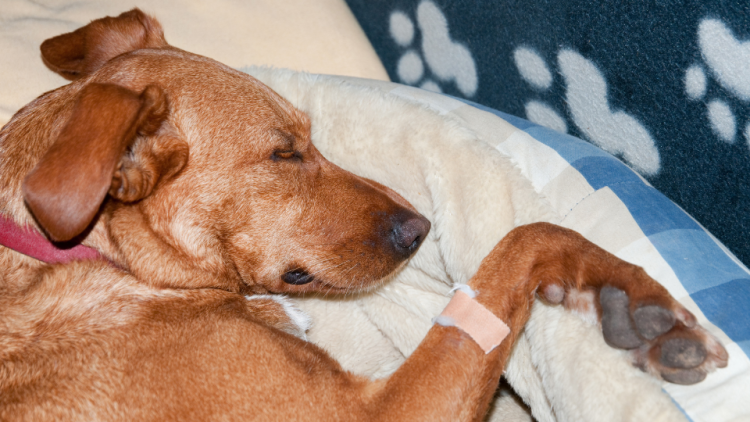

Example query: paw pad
[597,286,725,385]
[541,283,565,304]
[600,286,644,349]
[660,337,707,369]
[633,305,675,340]
[661,368,707,385]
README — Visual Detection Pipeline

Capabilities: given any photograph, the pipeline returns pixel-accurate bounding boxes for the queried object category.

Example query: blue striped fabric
[470,101,750,359]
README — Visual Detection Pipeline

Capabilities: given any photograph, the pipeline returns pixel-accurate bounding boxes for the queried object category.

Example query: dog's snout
[392,213,431,256]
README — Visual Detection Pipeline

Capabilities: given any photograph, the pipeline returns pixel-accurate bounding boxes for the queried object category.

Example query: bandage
[434,285,510,354]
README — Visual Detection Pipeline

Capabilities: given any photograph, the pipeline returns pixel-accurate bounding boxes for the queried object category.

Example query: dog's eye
[272,150,301,161]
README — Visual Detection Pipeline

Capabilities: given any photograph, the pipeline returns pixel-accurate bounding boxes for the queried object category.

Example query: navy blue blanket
[345,0,750,266]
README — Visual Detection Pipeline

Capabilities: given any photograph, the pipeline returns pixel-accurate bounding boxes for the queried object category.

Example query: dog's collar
[0,214,103,264]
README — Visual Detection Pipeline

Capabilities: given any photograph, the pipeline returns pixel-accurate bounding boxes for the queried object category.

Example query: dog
[0,9,728,421]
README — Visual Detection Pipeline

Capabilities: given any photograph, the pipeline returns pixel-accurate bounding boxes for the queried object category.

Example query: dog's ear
[41,8,167,80]
[109,132,189,204]
[22,83,186,242]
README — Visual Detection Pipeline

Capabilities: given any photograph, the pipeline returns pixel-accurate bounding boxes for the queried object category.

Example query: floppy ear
[41,8,167,80]
[22,83,186,242]
[109,131,189,204]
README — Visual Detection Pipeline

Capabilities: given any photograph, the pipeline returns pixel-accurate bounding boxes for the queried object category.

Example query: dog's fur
[0,10,728,421]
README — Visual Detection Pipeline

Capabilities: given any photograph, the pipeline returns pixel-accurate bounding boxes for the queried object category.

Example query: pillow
[0,0,389,125]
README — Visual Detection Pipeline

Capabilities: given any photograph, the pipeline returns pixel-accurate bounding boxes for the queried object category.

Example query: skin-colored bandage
[435,289,510,354]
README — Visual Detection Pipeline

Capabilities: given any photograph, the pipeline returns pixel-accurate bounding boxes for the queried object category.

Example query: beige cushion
[0,0,389,125]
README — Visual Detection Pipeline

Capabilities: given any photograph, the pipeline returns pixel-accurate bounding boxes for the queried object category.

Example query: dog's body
[0,10,728,421]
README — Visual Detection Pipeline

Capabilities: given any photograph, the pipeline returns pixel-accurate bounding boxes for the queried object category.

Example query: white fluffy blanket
[246,67,687,422]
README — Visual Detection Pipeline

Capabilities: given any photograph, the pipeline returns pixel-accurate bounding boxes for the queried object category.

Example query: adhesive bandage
[434,285,510,354]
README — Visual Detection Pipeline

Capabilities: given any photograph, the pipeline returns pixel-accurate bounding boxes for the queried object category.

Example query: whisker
[310,261,348,277]
[281,256,341,276]
[339,263,360,299]
[341,263,359,276]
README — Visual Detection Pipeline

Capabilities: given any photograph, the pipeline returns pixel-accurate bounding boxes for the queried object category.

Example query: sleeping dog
[0,10,727,421]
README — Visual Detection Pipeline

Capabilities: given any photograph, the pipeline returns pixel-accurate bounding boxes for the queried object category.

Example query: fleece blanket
[343,0,750,270]
[245,67,750,422]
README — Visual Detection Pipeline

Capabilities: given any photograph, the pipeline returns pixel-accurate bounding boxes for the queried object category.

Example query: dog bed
[243,67,750,422]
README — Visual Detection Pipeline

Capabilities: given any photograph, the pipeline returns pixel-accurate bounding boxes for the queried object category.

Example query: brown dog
[0,10,728,421]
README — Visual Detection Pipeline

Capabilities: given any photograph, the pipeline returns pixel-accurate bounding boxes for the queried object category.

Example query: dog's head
[10,9,430,294]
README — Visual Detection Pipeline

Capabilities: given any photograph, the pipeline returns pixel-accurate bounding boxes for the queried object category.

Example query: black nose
[391,212,431,256]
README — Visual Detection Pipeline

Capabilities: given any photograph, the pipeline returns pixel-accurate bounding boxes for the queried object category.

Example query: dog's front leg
[361,225,553,422]
[361,222,727,421]
[364,323,514,421]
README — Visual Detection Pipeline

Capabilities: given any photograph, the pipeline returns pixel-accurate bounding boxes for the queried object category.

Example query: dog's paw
[541,282,728,385]
[597,286,727,384]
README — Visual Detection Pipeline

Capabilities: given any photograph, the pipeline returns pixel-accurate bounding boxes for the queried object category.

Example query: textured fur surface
[247,68,689,422]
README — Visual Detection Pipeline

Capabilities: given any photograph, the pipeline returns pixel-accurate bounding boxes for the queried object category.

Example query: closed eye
[272,150,302,161]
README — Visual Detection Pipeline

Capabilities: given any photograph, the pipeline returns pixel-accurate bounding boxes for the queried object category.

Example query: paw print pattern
[513,48,661,176]
[686,18,750,148]
[389,1,478,96]
[513,48,568,134]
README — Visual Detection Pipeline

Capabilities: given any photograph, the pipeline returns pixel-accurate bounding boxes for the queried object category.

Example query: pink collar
[0,214,103,264]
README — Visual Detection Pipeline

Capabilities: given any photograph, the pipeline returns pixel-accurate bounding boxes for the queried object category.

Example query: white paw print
[686,18,750,148]
[389,1,478,96]
[514,48,661,176]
